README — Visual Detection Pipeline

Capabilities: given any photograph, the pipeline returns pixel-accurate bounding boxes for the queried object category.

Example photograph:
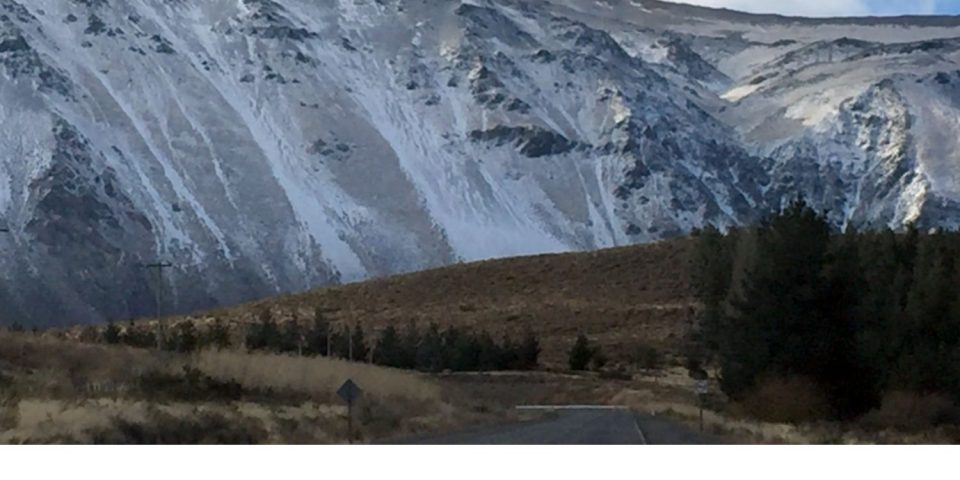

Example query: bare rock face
[2,0,960,325]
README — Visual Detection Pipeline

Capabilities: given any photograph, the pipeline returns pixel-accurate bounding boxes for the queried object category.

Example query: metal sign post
[337,379,362,444]
[695,380,709,433]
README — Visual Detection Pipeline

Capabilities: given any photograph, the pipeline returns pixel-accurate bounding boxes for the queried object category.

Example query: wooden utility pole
[326,325,332,357]
[145,261,173,349]
[348,325,354,362]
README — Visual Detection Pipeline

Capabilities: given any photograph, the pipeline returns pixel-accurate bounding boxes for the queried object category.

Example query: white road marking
[514,405,648,444]
[633,415,648,445]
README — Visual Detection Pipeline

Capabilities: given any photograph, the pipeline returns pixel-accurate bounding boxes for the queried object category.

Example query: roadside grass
[0,331,499,444]
[610,368,960,444]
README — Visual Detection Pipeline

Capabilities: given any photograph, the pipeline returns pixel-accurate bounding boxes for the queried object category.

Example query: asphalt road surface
[404,407,719,445]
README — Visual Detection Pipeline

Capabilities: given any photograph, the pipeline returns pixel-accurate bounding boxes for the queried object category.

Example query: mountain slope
[91,238,696,367]
[2,0,960,325]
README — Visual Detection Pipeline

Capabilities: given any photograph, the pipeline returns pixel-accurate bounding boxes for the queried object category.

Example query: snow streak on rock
[1,0,960,324]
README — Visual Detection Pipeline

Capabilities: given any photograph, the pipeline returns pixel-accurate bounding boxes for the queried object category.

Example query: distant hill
[119,238,696,367]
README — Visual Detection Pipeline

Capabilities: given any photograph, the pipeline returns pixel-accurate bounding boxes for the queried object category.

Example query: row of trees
[689,198,960,420]
[101,308,541,372]
[371,323,540,372]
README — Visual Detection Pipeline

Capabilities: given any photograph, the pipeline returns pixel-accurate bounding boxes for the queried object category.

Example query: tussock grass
[192,350,443,404]
[0,331,486,444]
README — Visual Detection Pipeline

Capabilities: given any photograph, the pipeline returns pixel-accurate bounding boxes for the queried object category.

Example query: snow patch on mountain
[1,0,960,325]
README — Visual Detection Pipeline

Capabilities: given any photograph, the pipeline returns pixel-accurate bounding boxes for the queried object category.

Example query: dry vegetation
[0,331,508,444]
[83,240,696,368]
[32,238,960,444]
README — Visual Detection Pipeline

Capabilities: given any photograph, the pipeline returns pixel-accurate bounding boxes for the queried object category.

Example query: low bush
[91,409,267,444]
[860,391,959,431]
[135,366,246,402]
[632,344,664,371]
[738,375,833,424]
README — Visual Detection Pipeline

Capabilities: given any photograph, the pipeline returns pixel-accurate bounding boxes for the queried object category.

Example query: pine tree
[330,326,350,359]
[246,308,281,352]
[568,334,593,371]
[102,321,121,345]
[280,319,303,354]
[400,322,421,369]
[373,325,403,367]
[455,333,482,371]
[205,319,232,350]
[172,321,198,353]
[477,331,502,371]
[416,324,443,372]
[690,224,735,357]
[719,198,832,398]
[517,329,541,370]
[351,325,369,362]
[304,308,330,356]
[499,333,519,370]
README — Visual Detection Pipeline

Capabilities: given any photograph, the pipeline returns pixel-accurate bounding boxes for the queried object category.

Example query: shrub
[373,325,403,367]
[135,365,246,402]
[568,334,593,371]
[633,344,663,370]
[738,375,833,424]
[304,310,330,356]
[591,349,608,371]
[517,330,541,370]
[350,325,369,362]
[860,391,959,431]
[91,409,267,444]
[203,319,232,350]
[279,320,304,355]
[101,322,121,345]
[121,325,157,349]
[170,321,198,353]
[245,309,281,352]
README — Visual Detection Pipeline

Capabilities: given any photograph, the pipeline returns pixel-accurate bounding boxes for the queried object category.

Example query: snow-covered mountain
[3,0,960,325]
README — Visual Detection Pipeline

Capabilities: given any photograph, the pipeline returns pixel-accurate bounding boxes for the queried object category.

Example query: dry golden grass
[192,350,443,404]
[0,331,500,444]
[89,239,696,367]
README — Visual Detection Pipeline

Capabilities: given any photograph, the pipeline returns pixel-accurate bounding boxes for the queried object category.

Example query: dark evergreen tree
[351,325,369,362]
[102,321,121,345]
[280,320,304,355]
[477,331,502,371]
[373,325,404,367]
[719,199,832,398]
[245,308,282,352]
[517,329,541,370]
[690,224,735,357]
[399,322,421,369]
[568,334,593,371]
[329,326,350,359]
[448,329,481,371]
[499,333,520,370]
[304,309,330,356]
[416,324,443,372]
[204,319,232,350]
[172,321,198,353]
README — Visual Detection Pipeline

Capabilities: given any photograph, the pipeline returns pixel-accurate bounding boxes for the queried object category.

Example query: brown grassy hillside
[149,238,696,366]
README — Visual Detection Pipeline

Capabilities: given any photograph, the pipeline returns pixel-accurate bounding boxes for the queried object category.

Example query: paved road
[404,407,718,445]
